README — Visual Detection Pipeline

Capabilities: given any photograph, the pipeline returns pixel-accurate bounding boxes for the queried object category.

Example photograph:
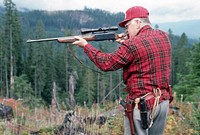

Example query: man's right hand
[116,33,128,44]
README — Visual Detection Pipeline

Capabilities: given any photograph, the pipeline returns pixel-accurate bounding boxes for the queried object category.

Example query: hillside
[18,8,124,38]
[0,6,199,40]
[0,99,199,134]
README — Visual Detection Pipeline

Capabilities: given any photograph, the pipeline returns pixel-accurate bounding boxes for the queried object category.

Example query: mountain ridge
[0,6,199,39]
[156,19,200,39]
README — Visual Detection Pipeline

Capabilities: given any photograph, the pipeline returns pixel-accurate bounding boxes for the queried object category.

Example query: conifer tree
[173,41,200,102]
[33,20,47,101]
[3,0,23,97]
[173,33,191,84]
[76,68,96,107]
[0,31,4,96]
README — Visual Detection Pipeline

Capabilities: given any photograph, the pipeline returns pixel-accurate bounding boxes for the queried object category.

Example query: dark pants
[124,100,169,135]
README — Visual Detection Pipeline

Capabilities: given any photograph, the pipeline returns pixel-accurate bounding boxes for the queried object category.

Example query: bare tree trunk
[87,75,89,98]
[0,68,2,96]
[102,75,106,104]
[97,71,100,104]
[118,70,122,97]
[52,81,57,114]
[34,68,37,106]
[66,47,68,97]
[109,72,113,101]
[10,24,14,98]
[69,73,75,110]
[0,48,3,96]
[5,51,9,98]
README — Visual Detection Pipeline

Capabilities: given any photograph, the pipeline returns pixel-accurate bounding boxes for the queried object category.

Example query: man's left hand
[72,36,88,48]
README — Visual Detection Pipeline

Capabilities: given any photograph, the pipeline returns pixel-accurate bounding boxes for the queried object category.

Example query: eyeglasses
[125,18,141,29]
[125,21,132,29]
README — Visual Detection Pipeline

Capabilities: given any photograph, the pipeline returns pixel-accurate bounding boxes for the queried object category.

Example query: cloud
[0,0,200,23]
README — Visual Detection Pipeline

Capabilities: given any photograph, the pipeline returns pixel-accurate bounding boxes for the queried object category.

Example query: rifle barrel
[26,37,59,43]
[26,35,95,43]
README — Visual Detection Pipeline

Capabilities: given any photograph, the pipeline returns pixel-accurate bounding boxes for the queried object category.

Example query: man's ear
[137,20,142,29]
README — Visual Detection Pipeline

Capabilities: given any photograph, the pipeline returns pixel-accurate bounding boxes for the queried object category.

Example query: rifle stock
[57,35,95,43]
[26,26,118,43]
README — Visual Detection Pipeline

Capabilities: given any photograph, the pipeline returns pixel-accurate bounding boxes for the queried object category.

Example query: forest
[0,0,199,134]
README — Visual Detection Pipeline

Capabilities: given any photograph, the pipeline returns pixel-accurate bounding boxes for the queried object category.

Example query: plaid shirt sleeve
[84,43,134,71]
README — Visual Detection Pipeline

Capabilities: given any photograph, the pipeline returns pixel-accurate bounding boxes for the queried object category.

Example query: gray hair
[139,18,151,24]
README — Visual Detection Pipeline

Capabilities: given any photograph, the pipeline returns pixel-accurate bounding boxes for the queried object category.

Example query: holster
[125,102,135,135]
[139,98,149,129]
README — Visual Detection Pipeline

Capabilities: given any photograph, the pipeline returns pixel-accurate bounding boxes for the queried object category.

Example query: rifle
[26,26,119,43]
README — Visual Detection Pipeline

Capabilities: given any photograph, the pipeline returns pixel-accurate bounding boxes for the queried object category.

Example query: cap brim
[118,19,131,28]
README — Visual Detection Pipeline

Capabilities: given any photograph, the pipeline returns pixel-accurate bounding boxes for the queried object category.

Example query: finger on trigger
[119,40,124,44]
[72,41,79,45]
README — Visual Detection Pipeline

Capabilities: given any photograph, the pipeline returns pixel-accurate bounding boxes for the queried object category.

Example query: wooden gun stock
[57,35,95,43]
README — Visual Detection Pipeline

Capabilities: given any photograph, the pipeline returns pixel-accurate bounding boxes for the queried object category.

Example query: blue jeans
[124,100,169,135]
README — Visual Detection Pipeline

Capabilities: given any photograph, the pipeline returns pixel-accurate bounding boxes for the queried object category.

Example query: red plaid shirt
[84,25,172,108]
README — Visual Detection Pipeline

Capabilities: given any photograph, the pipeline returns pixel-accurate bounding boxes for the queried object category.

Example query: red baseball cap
[119,6,149,28]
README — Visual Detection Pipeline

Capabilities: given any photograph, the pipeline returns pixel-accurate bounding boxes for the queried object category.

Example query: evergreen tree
[76,68,96,107]
[168,28,176,85]
[173,41,200,102]
[155,24,159,29]
[173,33,191,84]
[54,46,68,101]
[32,20,47,102]
[187,42,200,101]
[0,31,4,96]
[13,74,33,101]
[12,9,23,76]
[24,31,35,88]
[3,0,23,97]
[42,41,56,104]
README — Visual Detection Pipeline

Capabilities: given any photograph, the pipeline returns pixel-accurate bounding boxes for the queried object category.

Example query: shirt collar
[137,25,152,35]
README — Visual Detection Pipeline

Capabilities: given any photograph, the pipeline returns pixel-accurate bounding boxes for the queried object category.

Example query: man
[72,6,172,135]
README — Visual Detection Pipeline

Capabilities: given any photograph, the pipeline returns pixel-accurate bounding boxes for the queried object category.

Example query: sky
[0,0,200,23]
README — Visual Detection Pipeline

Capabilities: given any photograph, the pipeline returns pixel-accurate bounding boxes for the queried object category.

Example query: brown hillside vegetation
[0,99,199,135]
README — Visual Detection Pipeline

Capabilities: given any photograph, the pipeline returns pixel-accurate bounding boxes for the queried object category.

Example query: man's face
[125,18,141,38]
